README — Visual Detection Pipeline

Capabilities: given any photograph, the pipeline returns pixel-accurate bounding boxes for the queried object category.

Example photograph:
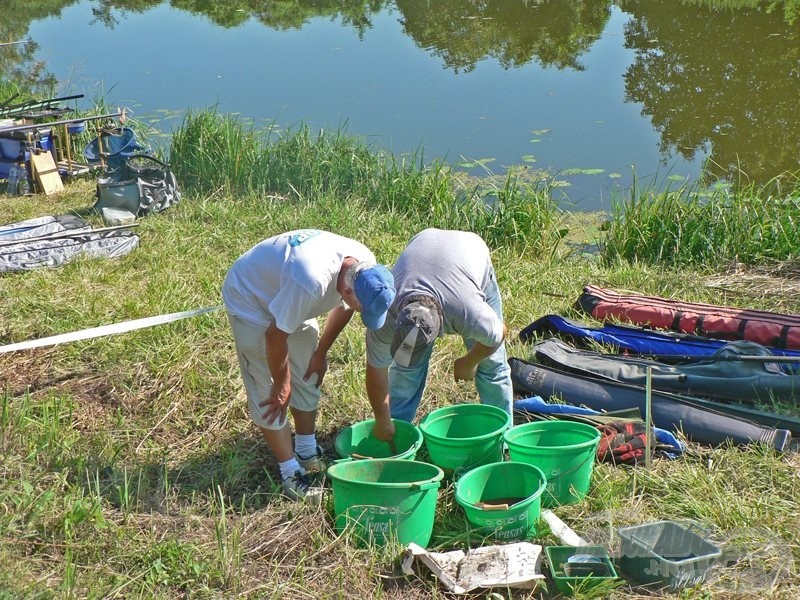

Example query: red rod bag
[575,285,800,351]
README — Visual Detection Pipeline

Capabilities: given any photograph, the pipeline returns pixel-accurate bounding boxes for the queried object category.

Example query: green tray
[545,545,619,595]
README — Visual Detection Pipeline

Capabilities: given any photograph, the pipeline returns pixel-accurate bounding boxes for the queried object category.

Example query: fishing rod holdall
[94,153,181,218]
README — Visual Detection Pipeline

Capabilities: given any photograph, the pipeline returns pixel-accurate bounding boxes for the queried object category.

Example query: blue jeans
[389,269,514,421]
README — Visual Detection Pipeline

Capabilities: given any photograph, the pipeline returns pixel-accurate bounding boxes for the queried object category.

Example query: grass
[169,109,567,254]
[602,173,800,267]
[1,111,800,598]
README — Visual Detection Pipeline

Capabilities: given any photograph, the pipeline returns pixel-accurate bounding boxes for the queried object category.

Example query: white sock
[294,433,318,459]
[279,458,304,481]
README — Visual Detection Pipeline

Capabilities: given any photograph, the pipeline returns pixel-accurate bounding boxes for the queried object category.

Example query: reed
[602,173,800,266]
[168,108,565,257]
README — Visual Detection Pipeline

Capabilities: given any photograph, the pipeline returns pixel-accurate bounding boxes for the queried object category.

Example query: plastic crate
[545,545,619,595]
[617,521,721,590]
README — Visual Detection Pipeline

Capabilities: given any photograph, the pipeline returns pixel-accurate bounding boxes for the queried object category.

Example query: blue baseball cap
[354,264,396,329]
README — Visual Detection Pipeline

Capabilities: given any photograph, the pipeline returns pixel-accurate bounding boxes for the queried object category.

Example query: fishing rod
[0,93,21,110]
[0,40,33,48]
[0,94,85,114]
[0,109,124,133]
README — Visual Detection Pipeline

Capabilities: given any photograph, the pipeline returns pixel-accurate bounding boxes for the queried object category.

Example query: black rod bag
[532,337,800,405]
[509,357,792,452]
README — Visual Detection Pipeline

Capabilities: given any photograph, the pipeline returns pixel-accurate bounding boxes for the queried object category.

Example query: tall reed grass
[602,173,800,266]
[169,108,565,255]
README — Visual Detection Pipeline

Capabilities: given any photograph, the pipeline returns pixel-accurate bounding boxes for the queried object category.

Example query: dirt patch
[1,349,140,434]
[704,260,800,308]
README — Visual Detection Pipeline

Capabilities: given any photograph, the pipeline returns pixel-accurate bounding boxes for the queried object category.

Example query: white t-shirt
[367,228,504,367]
[222,229,375,332]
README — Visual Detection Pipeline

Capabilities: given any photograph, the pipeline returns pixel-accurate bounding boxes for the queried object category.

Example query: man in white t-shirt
[223,229,395,500]
[365,228,513,441]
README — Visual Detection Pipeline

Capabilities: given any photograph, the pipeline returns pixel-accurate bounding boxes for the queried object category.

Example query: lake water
[12,0,800,211]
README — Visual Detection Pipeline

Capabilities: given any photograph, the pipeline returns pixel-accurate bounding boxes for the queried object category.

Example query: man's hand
[371,415,396,442]
[303,351,327,388]
[454,355,478,382]
[263,323,291,424]
[259,381,291,425]
[454,336,502,383]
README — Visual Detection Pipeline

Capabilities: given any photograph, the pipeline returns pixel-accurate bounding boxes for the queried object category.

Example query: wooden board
[30,151,65,195]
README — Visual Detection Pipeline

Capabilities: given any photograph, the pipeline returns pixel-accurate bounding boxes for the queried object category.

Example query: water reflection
[620,0,800,185]
[3,0,800,195]
[397,0,612,72]
[89,0,389,31]
[0,4,58,91]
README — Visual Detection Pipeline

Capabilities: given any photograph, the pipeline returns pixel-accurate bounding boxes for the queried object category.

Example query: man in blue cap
[223,229,395,500]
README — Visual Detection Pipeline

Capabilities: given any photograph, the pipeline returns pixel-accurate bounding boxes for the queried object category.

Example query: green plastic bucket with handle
[504,420,600,507]
[334,418,422,461]
[455,460,547,541]
[419,403,511,474]
[327,458,444,546]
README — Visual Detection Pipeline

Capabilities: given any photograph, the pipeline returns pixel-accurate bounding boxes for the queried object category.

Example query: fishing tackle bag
[576,284,800,351]
[95,154,181,217]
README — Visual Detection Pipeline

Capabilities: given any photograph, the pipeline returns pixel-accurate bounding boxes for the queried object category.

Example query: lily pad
[608,173,623,179]
[531,129,552,136]
[667,174,687,182]
[529,138,542,143]
[521,155,537,163]
[562,168,605,176]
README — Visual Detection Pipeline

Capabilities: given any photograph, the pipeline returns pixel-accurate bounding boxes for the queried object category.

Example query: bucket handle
[450,442,506,482]
[545,452,595,482]
[332,452,374,465]
[410,480,440,492]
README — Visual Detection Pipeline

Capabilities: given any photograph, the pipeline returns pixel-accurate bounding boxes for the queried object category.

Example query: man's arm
[454,323,508,382]
[366,362,395,441]
[303,304,354,387]
[261,323,291,424]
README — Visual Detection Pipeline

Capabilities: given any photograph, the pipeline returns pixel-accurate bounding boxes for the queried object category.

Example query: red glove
[596,421,649,465]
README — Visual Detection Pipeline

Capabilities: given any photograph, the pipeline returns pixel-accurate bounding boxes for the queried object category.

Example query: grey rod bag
[0,228,139,273]
[532,338,800,405]
[508,357,792,452]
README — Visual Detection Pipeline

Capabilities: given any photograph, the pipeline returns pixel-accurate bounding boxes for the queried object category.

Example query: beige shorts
[227,313,321,430]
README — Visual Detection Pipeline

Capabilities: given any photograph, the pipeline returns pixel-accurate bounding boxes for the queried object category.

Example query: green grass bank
[1,109,800,599]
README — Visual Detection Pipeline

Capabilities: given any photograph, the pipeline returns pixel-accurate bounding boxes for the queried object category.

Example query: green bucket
[327,458,444,546]
[504,421,600,507]
[419,403,511,473]
[334,418,423,461]
[455,461,547,541]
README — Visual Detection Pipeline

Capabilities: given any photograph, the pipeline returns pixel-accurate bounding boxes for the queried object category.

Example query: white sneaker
[296,444,326,473]
[281,470,324,505]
